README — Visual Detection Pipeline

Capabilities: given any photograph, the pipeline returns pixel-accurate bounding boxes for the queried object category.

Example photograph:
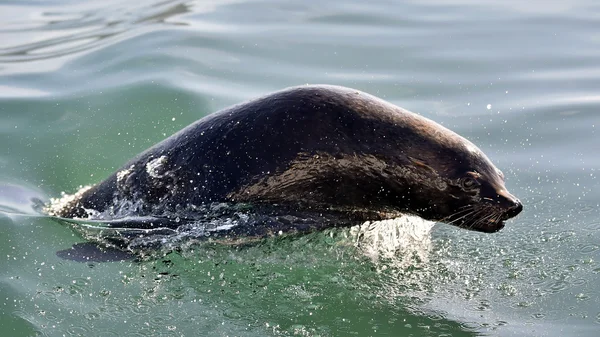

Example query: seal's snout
[486,188,523,220]
[498,190,522,220]
[504,198,523,219]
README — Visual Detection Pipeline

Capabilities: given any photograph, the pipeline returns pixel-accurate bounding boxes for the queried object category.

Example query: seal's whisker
[493,211,504,224]
[465,208,490,230]
[457,204,475,210]
[469,208,504,230]
[469,211,494,230]
[439,206,476,223]
[441,209,475,224]
[444,208,481,226]
[468,206,498,229]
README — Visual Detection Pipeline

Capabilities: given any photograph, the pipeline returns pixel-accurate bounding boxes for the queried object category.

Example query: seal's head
[222,86,523,233]
[398,136,523,233]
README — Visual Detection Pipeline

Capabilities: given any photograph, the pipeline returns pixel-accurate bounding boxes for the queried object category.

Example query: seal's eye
[460,177,479,191]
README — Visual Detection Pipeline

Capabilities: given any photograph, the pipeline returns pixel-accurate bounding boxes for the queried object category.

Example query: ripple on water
[579,243,599,253]
[0,182,47,217]
[67,325,93,337]
[96,332,120,337]
[0,0,191,64]
[583,221,600,231]
[129,299,152,315]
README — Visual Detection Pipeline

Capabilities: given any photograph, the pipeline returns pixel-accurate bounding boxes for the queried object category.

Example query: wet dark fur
[50,85,522,233]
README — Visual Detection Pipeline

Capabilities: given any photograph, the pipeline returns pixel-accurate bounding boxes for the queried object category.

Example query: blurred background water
[1,0,599,336]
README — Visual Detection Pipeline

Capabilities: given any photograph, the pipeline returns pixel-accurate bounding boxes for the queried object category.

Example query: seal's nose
[504,198,523,219]
[496,189,523,220]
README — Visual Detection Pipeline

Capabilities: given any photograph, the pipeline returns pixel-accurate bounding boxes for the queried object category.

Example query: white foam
[146,155,168,178]
[116,164,135,184]
[44,185,92,217]
[350,214,435,267]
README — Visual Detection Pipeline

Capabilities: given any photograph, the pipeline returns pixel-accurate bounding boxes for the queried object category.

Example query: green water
[1,0,599,336]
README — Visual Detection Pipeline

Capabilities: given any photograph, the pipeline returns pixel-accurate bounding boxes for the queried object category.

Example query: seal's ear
[408,157,435,173]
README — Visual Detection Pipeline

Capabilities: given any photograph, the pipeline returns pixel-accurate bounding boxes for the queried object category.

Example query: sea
[0,0,599,336]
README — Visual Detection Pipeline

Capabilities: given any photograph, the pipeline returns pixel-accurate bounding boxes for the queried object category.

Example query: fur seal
[46,85,522,237]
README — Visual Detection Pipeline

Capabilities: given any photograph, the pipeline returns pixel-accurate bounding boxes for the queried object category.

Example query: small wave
[0,182,48,218]
[0,0,191,64]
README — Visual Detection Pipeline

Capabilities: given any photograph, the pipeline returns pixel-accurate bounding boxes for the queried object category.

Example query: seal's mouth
[442,198,523,233]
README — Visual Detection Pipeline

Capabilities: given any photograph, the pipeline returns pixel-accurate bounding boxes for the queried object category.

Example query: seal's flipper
[56,242,135,262]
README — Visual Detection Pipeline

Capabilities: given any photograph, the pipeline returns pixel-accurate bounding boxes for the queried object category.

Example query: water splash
[0,182,47,219]
[350,215,435,267]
